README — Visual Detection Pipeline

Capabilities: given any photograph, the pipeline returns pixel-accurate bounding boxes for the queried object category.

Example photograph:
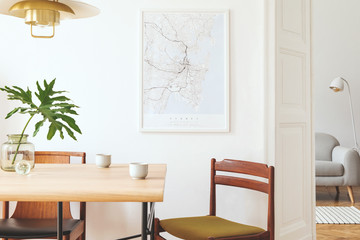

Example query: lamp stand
[344,79,360,153]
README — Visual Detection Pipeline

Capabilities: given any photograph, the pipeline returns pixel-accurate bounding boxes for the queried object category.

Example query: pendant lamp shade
[0,0,99,38]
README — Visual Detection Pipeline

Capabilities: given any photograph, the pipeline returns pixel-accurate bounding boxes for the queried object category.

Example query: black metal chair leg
[57,202,63,240]
[142,202,148,240]
[149,202,155,240]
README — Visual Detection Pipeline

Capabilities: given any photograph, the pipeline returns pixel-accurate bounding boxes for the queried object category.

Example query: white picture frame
[140,10,229,132]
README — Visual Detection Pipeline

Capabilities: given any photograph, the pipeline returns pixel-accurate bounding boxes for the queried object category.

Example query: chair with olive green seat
[154,158,274,240]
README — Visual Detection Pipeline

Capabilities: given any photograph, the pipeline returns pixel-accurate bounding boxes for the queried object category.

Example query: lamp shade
[0,0,99,19]
[330,77,345,92]
[0,0,99,38]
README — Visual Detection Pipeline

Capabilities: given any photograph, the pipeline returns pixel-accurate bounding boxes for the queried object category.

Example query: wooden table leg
[58,202,63,240]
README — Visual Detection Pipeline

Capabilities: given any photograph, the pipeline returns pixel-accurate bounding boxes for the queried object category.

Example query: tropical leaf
[56,108,78,115]
[0,78,81,141]
[47,122,57,140]
[5,107,21,119]
[54,114,81,134]
[51,96,71,102]
[33,119,45,137]
[58,122,77,141]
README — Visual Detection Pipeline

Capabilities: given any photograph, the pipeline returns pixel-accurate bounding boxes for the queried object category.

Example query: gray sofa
[316,132,360,203]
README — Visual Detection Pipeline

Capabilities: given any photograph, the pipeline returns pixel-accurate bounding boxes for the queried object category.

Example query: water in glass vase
[1,134,35,172]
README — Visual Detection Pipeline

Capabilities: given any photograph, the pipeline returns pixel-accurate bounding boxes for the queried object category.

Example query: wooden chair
[0,151,86,240]
[154,158,274,240]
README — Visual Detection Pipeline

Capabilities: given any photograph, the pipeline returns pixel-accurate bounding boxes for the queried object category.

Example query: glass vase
[1,134,35,172]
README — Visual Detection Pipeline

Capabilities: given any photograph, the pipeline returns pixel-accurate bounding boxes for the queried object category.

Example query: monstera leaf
[0,79,81,164]
[1,79,81,140]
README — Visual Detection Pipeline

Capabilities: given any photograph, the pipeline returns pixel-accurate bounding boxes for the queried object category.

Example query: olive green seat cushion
[160,216,265,240]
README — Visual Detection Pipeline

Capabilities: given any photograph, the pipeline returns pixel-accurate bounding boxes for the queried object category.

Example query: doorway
[312,0,360,239]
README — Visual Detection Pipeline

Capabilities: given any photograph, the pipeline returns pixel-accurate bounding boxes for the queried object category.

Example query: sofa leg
[336,186,340,194]
[347,186,355,204]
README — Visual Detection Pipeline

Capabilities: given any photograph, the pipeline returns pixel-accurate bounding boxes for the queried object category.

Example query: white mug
[96,154,111,168]
[129,162,148,179]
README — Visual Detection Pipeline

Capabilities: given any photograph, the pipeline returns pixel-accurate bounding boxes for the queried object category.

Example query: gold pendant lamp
[0,0,99,38]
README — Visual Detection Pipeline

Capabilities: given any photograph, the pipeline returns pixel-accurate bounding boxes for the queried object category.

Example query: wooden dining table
[0,163,167,240]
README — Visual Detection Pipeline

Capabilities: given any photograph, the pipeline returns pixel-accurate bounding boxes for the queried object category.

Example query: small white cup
[129,162,148,179]
[96,154,111,168]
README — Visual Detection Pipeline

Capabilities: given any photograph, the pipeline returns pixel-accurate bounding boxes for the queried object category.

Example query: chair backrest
[315,132,339,161]
[210,158,274,240]
[2,151,86,220]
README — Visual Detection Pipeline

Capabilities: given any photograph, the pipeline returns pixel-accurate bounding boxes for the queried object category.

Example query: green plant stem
[12,115,34,165]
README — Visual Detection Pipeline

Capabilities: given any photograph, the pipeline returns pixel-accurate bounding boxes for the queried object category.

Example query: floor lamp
[329,77,360,153]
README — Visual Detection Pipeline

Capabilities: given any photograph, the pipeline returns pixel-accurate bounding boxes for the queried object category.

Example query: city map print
[141,11,228,132]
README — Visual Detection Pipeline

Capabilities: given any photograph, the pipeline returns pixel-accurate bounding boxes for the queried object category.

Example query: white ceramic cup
[96,154,111,168]
[129,162,148,179]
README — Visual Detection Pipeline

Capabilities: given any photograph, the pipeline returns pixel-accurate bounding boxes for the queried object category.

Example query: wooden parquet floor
[317,186,360,240]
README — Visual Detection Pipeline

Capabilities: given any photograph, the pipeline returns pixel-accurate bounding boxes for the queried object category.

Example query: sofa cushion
[316,160,344,176]
[315,133,340,161]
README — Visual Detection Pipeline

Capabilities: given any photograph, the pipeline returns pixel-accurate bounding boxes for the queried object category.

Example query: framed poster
[140,10,229,132]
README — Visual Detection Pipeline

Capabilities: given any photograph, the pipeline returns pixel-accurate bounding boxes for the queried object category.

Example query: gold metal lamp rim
[0,0,99,38]
[9,0,75,18]
[0,0,99,19]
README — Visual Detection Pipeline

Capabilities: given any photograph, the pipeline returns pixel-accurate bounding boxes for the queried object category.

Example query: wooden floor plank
[317,186,360,240]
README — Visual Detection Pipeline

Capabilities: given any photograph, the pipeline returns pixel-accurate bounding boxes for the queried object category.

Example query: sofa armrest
[332,146,360,186]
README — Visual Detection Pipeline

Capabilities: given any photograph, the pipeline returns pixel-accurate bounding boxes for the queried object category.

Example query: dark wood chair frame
[154,158,275,240]
[2,151,86,240]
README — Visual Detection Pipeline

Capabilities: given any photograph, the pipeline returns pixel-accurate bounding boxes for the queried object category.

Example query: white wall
[0,0,265,239]
[313,0,360,148]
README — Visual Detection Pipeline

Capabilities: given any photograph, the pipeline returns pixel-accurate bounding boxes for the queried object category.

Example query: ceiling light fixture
[0,0,99,38]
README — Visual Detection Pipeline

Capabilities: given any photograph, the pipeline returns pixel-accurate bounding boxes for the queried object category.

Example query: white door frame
[265,0,315,239]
